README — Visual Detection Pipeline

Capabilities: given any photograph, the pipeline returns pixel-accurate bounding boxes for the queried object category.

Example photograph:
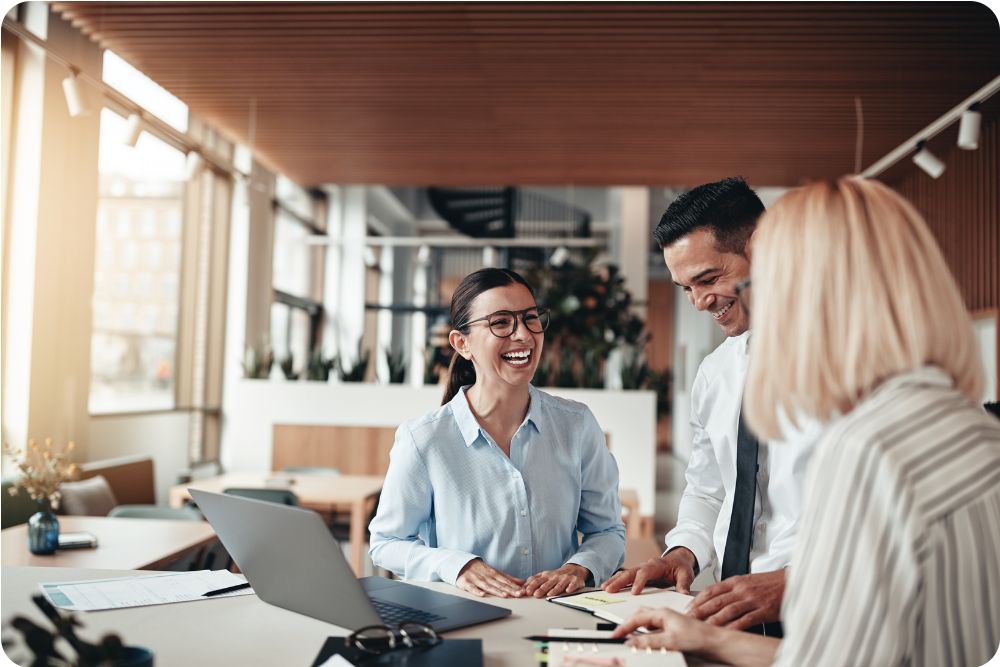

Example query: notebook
[548,587,693,625]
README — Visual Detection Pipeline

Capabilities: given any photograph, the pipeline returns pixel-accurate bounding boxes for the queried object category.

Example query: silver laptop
[189,488,511,632]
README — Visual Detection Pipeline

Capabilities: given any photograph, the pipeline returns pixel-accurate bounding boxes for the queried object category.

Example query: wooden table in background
[1,516,217,570]
[169,472,384,576]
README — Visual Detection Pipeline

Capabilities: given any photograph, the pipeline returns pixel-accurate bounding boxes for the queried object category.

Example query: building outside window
[89,51,189,414]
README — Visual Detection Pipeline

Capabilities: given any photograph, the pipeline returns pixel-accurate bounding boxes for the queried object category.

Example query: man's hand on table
[456,559,526,598]
[524,563,590,598]
[687,569,785,629]
[601,547,697,595]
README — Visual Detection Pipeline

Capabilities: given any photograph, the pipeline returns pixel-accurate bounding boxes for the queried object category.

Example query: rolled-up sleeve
[368,424,478,584]
[664,367,725,572]
[565,410,626,585]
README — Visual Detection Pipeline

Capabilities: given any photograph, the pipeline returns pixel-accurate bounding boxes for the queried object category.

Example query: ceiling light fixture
[123,112,143,147]
[957,102,981,150]
[550,246,570,267]
[61,70,91,117]
[912,141,946,179]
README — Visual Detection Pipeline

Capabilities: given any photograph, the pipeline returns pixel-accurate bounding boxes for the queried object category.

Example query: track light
[549,246,570,267]
[185,151,205,180]
[123,113,143,147]
[61,71,91,117]
[912,141,945,179]
[957,102,981,150]
[415,245,431,266]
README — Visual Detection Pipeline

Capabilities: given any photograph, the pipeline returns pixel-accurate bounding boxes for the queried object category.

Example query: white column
[619,187,649,319]
[408,246,430,386]
[337,186,367,361]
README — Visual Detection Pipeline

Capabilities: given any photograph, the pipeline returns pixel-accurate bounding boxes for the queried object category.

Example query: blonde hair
[745,177,984,440]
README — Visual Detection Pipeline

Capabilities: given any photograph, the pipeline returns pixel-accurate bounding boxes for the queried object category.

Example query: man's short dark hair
[653,177,764,255]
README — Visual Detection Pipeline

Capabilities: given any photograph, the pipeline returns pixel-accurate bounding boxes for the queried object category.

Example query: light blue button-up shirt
[369,384,626,586]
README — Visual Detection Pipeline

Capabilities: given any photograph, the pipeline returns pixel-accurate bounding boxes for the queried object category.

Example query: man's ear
[448,330,471,359]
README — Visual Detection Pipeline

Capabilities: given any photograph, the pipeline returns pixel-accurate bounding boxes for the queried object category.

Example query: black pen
[202,582,252,597]
[524,635,626,644]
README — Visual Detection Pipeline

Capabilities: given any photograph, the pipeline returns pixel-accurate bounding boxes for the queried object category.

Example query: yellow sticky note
[567,592,626,608]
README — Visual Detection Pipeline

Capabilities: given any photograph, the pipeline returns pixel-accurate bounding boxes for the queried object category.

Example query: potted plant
[384,348,407,384]
[3,438,78,554]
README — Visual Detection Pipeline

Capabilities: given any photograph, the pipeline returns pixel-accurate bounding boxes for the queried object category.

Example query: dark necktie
[721,411,759,579]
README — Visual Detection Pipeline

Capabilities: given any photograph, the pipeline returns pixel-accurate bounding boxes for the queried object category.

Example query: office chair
[108,504,221,570]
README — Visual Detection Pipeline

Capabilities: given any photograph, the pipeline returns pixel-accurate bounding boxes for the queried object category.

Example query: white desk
[1,566,725,666]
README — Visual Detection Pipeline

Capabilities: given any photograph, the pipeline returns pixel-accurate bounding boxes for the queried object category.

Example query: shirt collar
[870,365,953,398]
[450,385,543,448]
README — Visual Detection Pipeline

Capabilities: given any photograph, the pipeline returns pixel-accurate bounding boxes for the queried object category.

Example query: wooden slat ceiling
[53,2,1000,187]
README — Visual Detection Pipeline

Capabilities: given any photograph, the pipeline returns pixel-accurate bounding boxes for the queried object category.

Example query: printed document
[40,570,254,611]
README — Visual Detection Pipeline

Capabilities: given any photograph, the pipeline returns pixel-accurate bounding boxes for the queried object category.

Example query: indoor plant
[3,438,78,554]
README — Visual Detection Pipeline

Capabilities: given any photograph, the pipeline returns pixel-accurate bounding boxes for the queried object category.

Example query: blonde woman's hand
[523,563,590,598]
[610,606,718,653]
[456,559,526,598]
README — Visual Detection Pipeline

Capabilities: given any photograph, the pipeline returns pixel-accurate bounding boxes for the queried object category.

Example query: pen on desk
[524,636,627,644]
[202,582,252,597]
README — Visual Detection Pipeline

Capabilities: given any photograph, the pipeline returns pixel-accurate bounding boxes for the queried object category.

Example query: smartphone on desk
[57,532,98,549]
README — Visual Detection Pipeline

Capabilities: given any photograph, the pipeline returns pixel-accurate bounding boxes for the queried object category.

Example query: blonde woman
[612,178,1000,666]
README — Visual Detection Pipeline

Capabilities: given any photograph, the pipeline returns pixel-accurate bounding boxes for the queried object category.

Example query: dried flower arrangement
[3,438,78,510]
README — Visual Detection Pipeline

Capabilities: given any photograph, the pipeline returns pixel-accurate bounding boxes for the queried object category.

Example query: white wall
[671,287,726,463]
[88,413,192,505]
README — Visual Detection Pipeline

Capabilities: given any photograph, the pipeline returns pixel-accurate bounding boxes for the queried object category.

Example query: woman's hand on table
[523,563,590,598]
[610,605,719,653]
[456,559,526,598]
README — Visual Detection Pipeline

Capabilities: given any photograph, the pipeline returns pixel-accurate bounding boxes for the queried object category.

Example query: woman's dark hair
[442,268,535,405]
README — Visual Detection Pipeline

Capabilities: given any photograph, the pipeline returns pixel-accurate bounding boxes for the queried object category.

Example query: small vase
[28,501,60,555]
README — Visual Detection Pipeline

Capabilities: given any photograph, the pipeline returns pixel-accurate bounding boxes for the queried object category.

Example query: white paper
[39,570,254,611]
[315,655,355,667]
[551,587,692,625]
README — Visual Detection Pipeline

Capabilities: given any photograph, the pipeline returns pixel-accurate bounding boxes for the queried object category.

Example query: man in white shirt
[603,177,819,636]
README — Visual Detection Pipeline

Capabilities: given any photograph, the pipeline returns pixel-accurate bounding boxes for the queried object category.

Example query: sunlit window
[89,109,186,414]
[272,210,312,296]
[102,50,188,133]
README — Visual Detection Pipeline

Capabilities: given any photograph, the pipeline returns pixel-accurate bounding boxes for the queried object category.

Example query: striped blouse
[774,366,1000,667]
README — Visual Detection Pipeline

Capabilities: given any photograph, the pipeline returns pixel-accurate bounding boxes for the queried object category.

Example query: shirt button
[520,510,527,517]
[522,548,530,556]
[512,472,519,479]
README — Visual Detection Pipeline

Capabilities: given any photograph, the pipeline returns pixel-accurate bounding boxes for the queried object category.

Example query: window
[270,177,324,377]
[102,51,188,133]
[89,109,186,413]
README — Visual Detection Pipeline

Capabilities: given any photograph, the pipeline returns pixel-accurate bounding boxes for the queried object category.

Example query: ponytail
[442,353,476,405]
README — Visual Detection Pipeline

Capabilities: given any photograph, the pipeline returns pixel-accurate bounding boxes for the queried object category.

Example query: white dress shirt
[664,331,823,578]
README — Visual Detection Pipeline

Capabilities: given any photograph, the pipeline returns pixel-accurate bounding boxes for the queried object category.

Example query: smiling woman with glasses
[369,268,625,601]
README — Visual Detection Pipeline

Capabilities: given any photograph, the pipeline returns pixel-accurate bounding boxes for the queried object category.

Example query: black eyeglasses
[348,622,441,656]
[458,307,550,338]
[735,279,751,314]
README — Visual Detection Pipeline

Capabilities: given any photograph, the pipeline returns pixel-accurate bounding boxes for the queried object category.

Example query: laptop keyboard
[371,598,445,625]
